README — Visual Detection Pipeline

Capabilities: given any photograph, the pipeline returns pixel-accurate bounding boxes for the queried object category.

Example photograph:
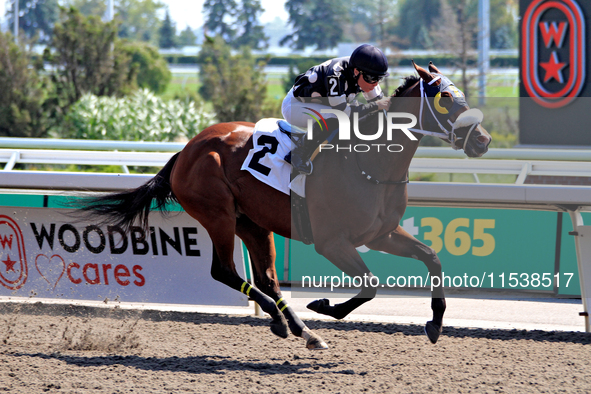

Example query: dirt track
[0,302,590,393]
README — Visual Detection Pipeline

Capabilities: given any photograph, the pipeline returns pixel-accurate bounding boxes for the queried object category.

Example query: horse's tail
[76,152,181,234]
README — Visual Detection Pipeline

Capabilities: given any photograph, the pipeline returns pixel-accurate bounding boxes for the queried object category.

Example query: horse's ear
[412,60,434,83]
[428,61,442,74]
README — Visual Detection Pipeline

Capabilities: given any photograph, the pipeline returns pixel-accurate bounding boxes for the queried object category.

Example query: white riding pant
[281,88,351,129]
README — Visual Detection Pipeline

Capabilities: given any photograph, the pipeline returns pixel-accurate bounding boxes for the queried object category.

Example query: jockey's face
[354,68,379,93]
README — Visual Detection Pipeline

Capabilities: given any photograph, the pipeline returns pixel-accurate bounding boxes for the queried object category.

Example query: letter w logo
[539,21,568,48]
[0,235,13,250]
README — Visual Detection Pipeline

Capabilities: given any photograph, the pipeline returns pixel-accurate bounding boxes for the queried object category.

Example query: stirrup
[278,120,307,148]
[291,155,313,175]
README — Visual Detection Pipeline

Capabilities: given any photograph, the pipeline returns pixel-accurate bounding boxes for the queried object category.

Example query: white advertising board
[0,207,248,306]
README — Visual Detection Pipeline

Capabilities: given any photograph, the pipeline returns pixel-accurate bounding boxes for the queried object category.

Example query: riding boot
[289,118,338,175]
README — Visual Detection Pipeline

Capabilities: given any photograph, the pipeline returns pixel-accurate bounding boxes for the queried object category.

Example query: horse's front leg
[306,237,378,319]
[236,216,328,350]
[366,226,446,344]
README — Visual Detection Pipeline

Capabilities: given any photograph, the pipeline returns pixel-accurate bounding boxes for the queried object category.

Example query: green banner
[289,207,583,295]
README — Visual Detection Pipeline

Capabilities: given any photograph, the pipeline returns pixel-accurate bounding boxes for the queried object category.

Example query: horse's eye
[434,92,453,114]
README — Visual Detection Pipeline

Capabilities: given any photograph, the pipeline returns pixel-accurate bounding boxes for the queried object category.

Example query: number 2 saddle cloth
[240,118,307,197]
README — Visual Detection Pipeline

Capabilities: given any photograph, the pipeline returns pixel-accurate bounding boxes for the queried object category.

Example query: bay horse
[77,62,491,350]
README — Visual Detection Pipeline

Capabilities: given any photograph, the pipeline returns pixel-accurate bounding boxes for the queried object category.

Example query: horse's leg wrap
[239,281,288,339]
[274,298,305,337]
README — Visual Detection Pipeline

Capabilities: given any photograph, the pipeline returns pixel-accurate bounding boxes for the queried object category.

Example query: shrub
[198,36,270,123]
[0,32,53,137]
[119,40,172,95]
[59,89,215,141]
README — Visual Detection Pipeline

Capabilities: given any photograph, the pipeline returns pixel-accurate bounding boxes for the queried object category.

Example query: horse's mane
[392,75,420,97]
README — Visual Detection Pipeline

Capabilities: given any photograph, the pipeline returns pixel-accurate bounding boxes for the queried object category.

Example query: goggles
[360,71,384,84]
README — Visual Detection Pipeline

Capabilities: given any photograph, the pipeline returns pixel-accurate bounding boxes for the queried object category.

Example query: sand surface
[0,302,589,393]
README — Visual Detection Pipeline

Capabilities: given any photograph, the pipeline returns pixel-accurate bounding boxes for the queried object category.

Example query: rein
[351,112,409,185]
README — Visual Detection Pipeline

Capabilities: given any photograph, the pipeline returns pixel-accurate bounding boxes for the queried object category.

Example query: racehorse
[77,62,491,350]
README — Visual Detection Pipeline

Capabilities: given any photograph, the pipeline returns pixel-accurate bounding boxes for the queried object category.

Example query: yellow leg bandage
[276,297,289,312]
[240,282,253,296]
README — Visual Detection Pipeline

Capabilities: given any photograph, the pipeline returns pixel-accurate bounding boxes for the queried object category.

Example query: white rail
[1,147,590,185]
[2,137,591,160]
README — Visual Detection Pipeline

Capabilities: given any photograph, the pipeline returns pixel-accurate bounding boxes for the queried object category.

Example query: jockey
[282,44,392,174]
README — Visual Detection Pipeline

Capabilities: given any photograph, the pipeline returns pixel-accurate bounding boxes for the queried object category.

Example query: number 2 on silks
[248,135,279,176]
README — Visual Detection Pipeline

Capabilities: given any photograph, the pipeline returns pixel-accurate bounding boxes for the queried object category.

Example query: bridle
[407,77,483,151]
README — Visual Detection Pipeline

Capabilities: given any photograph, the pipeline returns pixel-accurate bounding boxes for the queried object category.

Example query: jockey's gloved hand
[376,97,391,111]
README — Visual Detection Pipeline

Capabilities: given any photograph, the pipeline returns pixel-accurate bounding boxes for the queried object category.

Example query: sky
[166,0,289,30]
[1,0,289,30]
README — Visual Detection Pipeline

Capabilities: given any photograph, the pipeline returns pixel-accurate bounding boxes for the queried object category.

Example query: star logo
[540,51,567,83]
[2,254,17,273]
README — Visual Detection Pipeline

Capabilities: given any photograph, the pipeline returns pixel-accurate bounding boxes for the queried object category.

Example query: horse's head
[401,61,492,158]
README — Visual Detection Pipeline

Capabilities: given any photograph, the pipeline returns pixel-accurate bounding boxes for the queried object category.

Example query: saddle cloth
[240,118,307,197]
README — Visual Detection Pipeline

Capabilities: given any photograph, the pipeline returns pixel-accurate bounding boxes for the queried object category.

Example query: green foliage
[490,0,518,49]
[203,0,237,42]
[119,40,171,94]
[60,89,214,141]
[395,0,440,49]
[64,0,106,17]
[233,0,268,50]
[44,7,136,109]
[198,36,270,122]
[116,0,165,45]
[0,32,52,137]
[158,10,177,49]
[178,26,197,46]
[282,0,349,50]
[7,0,60,43]
[203,0,268,49]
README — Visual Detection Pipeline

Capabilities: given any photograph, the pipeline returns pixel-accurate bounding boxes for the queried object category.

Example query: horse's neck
[354,101,420,183]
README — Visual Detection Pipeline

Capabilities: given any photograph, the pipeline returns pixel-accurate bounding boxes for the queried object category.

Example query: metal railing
[1,138,590,185]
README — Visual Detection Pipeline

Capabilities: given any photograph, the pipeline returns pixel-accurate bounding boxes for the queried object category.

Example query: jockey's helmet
[349,44,389,78]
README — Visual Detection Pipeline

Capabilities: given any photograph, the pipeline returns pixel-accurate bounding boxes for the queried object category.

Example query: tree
[5,0,60,43]
[430,0,478,95]
[234,0,268,49]
[158,10,177,48]
[44,7,136,109]
[203,0,237,42]
[120,40,171,94]
[178,26,197,46]
[63,0,105,17]
[0,32,52,137]
[116,0,164,45]
[490,0,517,49]
[198,36,269,122]
[281,0,349,50]
[395,0,441,49]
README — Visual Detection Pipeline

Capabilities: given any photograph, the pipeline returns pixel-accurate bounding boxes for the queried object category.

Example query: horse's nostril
[477,135,490,144]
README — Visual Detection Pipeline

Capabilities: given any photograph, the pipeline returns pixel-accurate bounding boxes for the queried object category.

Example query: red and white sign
[0,208,248,306]
[522,0,586,108]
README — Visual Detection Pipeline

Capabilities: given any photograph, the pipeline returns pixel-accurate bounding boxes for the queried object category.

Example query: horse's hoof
[424,321,443,344]
[307,298,329,313]
[270,314,289,339]
[301,327,328,350]
[306,333,329,350]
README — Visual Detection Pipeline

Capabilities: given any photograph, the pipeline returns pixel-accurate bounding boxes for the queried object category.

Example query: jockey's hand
[376,97,391,111]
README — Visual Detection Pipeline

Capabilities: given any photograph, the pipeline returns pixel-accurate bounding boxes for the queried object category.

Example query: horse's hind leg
[236,216,328,350]
[366,226,446,344]
[173,153,288,339]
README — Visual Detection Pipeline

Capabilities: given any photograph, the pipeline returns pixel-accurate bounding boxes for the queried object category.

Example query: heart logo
[35,254,65,290]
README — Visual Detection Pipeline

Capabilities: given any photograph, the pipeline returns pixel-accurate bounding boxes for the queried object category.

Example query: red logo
[0,215,28,289]
[522,0,586,108]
